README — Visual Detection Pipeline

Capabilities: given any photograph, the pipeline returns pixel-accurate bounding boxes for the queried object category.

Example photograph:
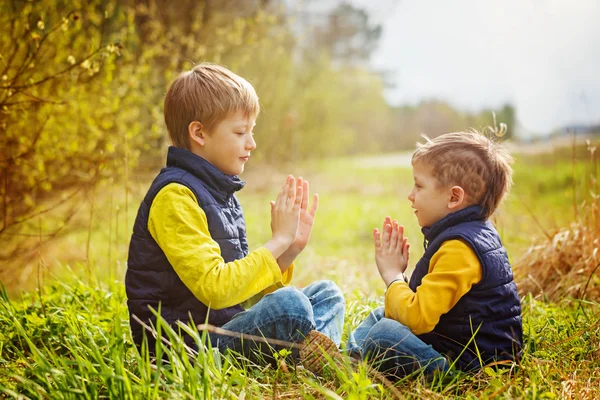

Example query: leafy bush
[1,0,391,281]
[0,1,146,268]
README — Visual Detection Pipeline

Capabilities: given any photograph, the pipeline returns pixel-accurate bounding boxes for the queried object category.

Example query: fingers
[300,179,319,217]
[273,175,292,210]
[398,224,404,244]
[271,176,302,218]
[275,178,287,205]
[278,175,303,212]
[390,220,399,251]
[286,175,296,206]
[377,217,409,253]
[397,224,407,257]
[300,178,308,211]
[373,228,381,249]
[382,224,391,250]
[299,177,319,218]
[382,216,392,234]
[381,216,391,249]
[273,176,319,214]
[270,175,304,244]
[309,193,319,217]
[293,184,303,212]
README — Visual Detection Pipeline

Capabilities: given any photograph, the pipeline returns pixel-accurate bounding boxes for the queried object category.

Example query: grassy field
[1,141,599,398]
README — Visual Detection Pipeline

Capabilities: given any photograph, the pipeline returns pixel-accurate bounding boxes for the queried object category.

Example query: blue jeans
[347,307,448,377]
[209,280,345,363]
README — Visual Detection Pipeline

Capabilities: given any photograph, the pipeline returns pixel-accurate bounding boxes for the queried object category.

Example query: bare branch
[3,46,106,92]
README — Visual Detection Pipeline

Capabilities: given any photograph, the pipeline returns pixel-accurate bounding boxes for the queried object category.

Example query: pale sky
[352,0,600,135]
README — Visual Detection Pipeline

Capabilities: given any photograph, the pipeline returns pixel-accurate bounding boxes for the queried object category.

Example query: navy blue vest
[409,206,522,371]
[126,146,247,351]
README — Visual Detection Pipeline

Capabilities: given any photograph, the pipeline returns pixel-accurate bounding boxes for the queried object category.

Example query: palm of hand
[293,209,314,250]
[290,178,318,251]
[375,246,407,272]
[374,217,410,284]
[271,177,319,254]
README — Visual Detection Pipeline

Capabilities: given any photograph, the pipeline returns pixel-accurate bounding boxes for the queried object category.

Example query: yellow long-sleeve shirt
[384,239,482,335]
[147,183,294,310]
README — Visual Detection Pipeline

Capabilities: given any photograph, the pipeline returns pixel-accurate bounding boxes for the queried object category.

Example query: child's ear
[448,186,466,209]
[188,121,206,147]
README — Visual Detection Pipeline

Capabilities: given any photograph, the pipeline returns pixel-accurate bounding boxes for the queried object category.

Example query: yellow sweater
[384,239,482,335]
[147,183,294,310]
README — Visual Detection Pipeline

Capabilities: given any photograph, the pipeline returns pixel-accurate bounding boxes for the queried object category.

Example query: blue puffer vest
[409,205,522,371]
[126,146,247,351]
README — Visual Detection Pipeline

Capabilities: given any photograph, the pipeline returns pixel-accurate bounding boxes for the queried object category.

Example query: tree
[0,1,142,271]
[1,0,393,286]
[300,1,383,66]
[125,0,391,162]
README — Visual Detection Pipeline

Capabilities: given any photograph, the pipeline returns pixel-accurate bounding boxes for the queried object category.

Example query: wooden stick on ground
[197,323,405,400]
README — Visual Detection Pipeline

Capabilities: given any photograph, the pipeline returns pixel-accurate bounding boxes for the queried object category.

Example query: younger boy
[125,63,344,369]
[348,130,522,376]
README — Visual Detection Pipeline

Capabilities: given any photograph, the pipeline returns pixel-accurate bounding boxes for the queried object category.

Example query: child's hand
[273,177,318,270]
[286,177,318,252]
[269,175,302,249]
[373,216,410,286]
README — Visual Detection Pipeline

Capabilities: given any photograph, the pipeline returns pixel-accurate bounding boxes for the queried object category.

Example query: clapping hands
[373,216,410,286]
[269,175,318,272]
[269,175,303,247]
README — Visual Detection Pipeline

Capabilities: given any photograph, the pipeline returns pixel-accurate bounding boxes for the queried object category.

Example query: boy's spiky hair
[411,130,514,218]
[164,63,260,149]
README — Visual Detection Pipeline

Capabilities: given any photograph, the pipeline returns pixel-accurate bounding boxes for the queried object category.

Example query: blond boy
[348,131,522,376]
[126,63,344,369]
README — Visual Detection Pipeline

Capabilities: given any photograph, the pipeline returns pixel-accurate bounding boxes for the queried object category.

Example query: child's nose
[408,190,415,202]
[246,135,256,151]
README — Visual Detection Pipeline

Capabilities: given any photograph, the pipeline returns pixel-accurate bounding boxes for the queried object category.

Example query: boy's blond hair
[412,130,513,218]
[164,63,260,149]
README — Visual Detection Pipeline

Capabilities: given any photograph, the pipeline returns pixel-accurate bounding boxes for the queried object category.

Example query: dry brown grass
[515,221,600,301]
[514,141,600,302]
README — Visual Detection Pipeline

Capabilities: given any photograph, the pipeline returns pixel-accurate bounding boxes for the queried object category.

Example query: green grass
[1,280,598,398]
[1,145,600,398]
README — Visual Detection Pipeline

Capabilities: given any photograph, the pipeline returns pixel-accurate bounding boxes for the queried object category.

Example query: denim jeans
[209,280,345,363]
[347,307,448,377]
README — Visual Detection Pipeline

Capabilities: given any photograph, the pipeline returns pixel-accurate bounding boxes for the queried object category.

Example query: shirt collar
[166,146,245,201]
[421,205,485,247]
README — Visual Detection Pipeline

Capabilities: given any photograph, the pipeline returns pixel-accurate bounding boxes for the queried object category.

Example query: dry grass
[515,221,600,301]
[514,141,600,302]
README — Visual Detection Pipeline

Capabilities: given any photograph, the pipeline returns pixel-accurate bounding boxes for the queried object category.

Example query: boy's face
[407,162,454,228]
[196,111,256,176]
